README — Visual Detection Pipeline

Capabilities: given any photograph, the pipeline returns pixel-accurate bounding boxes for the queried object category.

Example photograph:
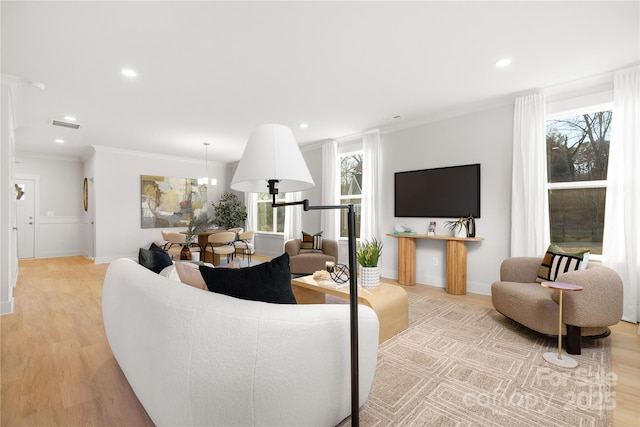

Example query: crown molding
[91,145,229,167]
[15,151,82,163]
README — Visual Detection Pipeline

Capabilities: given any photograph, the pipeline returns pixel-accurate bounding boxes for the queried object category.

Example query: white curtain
[360,129,381,242]
[283,191,302,244]
[603,66,640,323]
[321,140,339,241]
[511,92,549,257]
[244,192,257,232]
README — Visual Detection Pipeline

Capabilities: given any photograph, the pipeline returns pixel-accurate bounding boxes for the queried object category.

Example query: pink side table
[541,281,584,368]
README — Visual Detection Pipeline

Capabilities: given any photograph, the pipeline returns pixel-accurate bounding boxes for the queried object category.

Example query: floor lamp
[231,124,361,426]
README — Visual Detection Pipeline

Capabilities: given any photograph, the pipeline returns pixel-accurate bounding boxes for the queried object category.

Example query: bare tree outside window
[546,111,611,254]
[340,154,362,238]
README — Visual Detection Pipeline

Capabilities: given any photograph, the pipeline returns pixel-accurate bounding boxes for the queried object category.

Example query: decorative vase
[180,245,192,260]
[360,266,380,288]
[467,215,476,237]
[454,225,467,238]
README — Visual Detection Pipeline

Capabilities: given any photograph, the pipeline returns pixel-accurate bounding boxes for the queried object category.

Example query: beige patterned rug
[337,293,613,426]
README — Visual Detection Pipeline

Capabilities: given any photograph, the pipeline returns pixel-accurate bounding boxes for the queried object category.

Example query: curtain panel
[603,66,640,323]
[510,92,549,257]
[321,140,339,241]
[244,192,257,232]
[361,129,381,242]
[283,191,302,244]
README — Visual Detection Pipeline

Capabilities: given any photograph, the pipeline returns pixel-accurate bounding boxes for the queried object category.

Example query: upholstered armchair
[284,238,339,275]
[491,257,623,354]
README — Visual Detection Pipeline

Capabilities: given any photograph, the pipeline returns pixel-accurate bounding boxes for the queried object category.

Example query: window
[339,153,362,238]
[545,109,611,255]
[256,192,285,233]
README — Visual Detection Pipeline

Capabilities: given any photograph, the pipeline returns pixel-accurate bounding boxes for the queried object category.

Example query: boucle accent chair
[491,257,623,355]
[103,259,379,426]
[284,238,339,275]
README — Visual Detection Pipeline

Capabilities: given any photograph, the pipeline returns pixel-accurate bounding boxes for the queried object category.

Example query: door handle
[28,222,33,225]
[12,226,18,230]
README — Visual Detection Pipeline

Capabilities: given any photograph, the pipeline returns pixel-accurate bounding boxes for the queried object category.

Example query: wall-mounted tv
[394,163,480,218]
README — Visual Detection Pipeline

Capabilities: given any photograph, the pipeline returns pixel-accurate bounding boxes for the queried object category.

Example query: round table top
[541,281,584,291]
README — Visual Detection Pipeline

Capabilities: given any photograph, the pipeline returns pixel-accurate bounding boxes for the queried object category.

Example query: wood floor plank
[1,256,638,426]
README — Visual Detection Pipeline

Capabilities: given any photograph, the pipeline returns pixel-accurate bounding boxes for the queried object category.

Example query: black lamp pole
[268,180,360,427]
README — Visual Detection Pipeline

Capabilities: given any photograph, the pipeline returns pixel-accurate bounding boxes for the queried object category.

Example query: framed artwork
[140,175,207,229]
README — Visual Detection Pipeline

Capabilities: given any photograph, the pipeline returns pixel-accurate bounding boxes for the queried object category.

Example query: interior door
[87,177,96,259]
[15,178,36,259]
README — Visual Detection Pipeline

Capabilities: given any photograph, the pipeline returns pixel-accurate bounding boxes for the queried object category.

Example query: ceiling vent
[51,119,81,130]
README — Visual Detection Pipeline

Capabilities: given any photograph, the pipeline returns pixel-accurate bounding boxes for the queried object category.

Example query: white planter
[454,225,467,238]
[360,266,380,288]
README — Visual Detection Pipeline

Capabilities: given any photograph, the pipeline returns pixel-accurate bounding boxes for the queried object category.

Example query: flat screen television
[394,163,480,218]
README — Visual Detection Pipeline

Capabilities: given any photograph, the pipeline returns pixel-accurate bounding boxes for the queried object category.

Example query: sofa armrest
[284,239,301,256]
[500,257,542,283]
[322,239,339,263]
[558,266,623,327]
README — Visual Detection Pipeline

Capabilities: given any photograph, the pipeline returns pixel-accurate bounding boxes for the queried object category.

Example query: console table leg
[397,237,416,285]
[446,240,467,294]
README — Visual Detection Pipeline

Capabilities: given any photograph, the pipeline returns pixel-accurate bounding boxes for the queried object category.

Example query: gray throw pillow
[139,243,173,274]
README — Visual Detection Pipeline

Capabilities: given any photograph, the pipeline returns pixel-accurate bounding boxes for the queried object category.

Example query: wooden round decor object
[83,177,89,211]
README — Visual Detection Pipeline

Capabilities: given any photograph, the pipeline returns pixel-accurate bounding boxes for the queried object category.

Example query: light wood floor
[1,256,638,426]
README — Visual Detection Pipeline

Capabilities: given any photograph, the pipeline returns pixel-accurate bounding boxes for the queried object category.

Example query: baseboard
[1,299,14,316]
[37,250,84,259]
[467,280,491,296]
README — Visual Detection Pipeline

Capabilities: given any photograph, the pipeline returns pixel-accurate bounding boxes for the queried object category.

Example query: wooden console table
[386,233,484,295]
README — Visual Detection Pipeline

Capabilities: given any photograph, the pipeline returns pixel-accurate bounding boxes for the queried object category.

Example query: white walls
[379,104,514,295]
[15,154,85,258]
[10,146,233,264]
[8,102,515,296]
[270,104,515,295]
[1,82,18,315]
[92,147,231,263]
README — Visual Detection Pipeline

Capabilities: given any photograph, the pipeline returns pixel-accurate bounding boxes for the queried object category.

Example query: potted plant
[356,238,383,288]
[445,217,470,238]
[182,212,216,260]
[212,191,248,230]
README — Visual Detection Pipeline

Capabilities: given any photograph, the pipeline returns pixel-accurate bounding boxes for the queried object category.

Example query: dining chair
[165,231,201,260]
[227,227,244,241]
[204,231,237,265]
[233,230,255,264]
[160,230,172,250]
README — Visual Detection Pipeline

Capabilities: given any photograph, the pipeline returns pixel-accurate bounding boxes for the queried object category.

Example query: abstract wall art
[140,175,207,229]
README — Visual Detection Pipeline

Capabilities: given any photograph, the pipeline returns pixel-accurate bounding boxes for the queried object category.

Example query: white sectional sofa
[102,258,380,426]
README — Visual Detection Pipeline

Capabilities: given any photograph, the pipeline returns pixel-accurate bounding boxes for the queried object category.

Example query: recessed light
[299,123,309,129]
[55,139,64,144]
[121,68,137,78]
[496,58,512,67]
[64,116,76,122]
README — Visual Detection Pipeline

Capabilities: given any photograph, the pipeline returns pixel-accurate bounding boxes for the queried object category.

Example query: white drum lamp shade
[231,124,315,193]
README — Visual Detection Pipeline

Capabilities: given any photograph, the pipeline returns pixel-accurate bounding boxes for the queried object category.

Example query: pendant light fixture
[198,142,216,186]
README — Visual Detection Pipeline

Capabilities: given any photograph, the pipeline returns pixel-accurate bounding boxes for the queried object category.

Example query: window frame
[544,102,613,259]
[255,192,286,234]
[339,150,363,239]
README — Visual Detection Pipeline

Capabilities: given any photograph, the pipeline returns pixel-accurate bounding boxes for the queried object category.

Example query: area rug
[337,293,613,426]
